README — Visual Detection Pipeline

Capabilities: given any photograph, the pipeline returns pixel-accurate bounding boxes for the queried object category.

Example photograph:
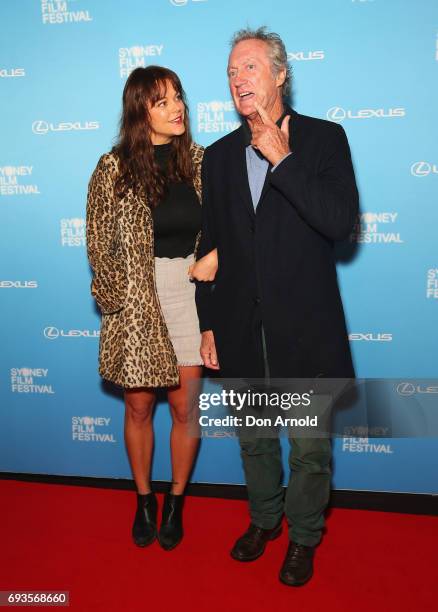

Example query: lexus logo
[410,161,437,177]
[43,327,100,339]
[326,107,346,123]
[32,120,49,135]
[396,382,416,396]
[44,326,59,340]
[396,382,438,395]
[327,107,405,123]
[32,120,99,134]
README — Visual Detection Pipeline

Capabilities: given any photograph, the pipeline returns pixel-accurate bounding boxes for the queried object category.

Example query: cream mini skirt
[154,253,203,367]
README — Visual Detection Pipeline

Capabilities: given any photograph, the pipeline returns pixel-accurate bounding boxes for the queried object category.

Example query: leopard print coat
[86,143,204,389]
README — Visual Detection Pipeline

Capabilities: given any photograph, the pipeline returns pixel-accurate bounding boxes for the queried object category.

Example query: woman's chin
[171,126,185,138]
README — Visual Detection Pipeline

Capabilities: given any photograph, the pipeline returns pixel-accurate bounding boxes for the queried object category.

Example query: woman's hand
[189,248,218,281]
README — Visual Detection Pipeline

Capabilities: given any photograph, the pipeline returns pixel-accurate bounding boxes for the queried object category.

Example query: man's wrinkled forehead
[228,39,270,70]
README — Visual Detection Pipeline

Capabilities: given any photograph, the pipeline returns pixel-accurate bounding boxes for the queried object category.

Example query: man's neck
[270,100,285,124]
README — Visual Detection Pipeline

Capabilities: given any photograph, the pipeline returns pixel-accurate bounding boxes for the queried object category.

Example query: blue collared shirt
[245,147,291,209]
[243,108,292,209]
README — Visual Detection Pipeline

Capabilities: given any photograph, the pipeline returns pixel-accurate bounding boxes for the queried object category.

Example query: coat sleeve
[192,144,204,260]
[269,123,359,241]
[86,154,128,314]
[195,148,216,332]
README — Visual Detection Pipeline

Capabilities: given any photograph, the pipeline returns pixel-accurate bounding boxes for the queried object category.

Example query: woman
[86,66,216,551]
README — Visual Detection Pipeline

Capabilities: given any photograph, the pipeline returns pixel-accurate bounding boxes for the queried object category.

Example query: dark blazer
[195,106,359,379]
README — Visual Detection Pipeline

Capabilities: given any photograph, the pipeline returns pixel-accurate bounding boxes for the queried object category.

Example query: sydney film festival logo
[41,0,92,24]
[350,212,403,244]
[0,166,40,196]
[342,438,393,454]
[119,45,164,78]
[60,218,85,247]
[427,269,438,299]
[197,100,240,134]
[11,367,55,394]
[72,416,116,443]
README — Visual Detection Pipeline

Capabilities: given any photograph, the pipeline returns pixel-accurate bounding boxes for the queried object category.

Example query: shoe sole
[279,569,313,587]
[230,525,282,562]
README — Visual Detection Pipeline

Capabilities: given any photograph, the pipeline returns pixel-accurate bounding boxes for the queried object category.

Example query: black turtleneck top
[151,143,201,258]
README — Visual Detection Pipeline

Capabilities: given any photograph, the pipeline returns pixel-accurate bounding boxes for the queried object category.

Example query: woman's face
[148,80,185,144]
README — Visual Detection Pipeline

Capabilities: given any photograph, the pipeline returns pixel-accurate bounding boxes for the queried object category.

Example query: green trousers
[237,325,332,547]
[238,435,332,547]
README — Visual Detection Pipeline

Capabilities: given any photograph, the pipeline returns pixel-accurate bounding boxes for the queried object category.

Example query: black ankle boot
[132,492,157,547]
[158,493,184,551]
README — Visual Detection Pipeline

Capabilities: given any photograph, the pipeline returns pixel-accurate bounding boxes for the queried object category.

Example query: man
[195,27,358,586]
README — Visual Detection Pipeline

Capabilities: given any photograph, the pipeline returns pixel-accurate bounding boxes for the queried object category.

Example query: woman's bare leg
[124,388,156,494]
[167,366,202,494]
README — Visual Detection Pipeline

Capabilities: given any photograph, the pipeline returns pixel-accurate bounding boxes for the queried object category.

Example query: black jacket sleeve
[270,123,359,241]
[195,148,216,332]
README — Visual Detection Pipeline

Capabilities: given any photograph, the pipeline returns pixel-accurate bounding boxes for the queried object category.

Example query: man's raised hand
[249,102,291,166]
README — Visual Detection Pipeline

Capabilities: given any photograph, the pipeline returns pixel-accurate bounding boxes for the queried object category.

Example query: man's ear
[276,68,286,88]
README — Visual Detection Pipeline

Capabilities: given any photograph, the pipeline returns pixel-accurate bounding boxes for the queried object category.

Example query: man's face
[227,39,285,120]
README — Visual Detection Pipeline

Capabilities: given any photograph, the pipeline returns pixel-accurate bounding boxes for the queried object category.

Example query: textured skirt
[154,254,203,367]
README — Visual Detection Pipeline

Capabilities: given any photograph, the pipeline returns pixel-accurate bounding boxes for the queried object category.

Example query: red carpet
[1,480,437,611]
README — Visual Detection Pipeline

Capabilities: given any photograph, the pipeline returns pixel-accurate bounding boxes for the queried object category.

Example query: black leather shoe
[158,493,184,551]
[132,492,157,547]
[279,541,315,586]
[230,523,282,562]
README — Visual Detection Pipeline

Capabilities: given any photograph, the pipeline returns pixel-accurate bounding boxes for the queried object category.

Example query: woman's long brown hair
[112,66,194,206]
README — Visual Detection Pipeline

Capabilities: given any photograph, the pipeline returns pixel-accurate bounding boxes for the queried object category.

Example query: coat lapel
[256,159,273,212]
[234,136,256,220]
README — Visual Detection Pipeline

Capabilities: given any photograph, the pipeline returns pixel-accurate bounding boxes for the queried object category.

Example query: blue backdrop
[1,0,437,494]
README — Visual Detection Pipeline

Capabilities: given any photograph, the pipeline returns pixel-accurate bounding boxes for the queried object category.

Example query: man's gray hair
[230,26,291,98]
